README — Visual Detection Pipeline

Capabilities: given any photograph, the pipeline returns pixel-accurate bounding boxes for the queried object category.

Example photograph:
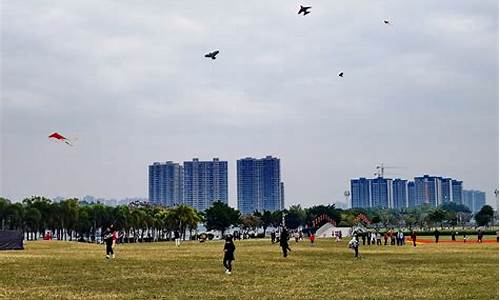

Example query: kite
[48,132,73,146]
[298,5,311,16]
[384,19,391,25]
[338,72,344,77]
[204,50,219,60]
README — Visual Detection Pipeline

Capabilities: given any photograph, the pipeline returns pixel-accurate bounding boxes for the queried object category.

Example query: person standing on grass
[309,232,315,246]
[434,229,440,243]
[410,230,417,247]
[271,231,276,244]
[376,232,382,245]
[280,228,291,257]
[477,229,483,243]
[361,234,366,246]
[111,225,118,250]
[294,231,300,243]
[174,230,181,247]
[223,235,235,275]
[349,235,360,258]
[390,230,396,245]
[463,233,467,243]
[383,232,388,245]
[103,226,114,259]
[451,231,456,241]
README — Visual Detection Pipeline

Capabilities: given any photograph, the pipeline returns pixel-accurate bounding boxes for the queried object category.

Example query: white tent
[315,223,351,238]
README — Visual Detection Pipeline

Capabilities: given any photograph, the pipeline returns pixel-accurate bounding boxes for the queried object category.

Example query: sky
[1,0,498,209]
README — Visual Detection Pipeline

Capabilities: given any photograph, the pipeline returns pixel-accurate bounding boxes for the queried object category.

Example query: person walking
[383,232,388,245]
[451,231,456,241]
[434,229,440,243]
[390,230,396,245]
[370,232,376,245]
[103,226,114,259]
[477,229,483,243]
[410,230,417,247]
[361,234,366,246]
[223,235,236,275]
[376,232,382,245]
[398,231,404,246]
[271,231,276,244]
[174,230,181,247]
[349,235,360,258]
[294,231,300,243]
[280,228,291,258]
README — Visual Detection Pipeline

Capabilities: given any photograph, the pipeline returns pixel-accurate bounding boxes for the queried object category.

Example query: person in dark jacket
[477,229,483,243]
[280,228,291,258]
[103,226,114,259]
[451,231,456,241]
[223,235,235,274]
[410,230,417,247]
[174,230,181,247]
[434,229,440,243]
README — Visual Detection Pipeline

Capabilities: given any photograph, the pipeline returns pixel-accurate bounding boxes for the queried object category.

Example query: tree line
[0,196,496,242]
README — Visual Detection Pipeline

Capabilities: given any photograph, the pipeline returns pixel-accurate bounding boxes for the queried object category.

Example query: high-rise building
[441,178,452,203]
[370,177,393,208]
[393,179,408,209]
[451,180,463,204]
[414,175,442,206]
[280,182,285,209]
[148,161,183,207]
[351,178,371,208]
[407,181,416,207]
[462,189,486,213]
[237,156,282,214]
[183,158,228,211]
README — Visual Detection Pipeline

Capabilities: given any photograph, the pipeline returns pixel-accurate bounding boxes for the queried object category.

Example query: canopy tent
[0,231,24,250]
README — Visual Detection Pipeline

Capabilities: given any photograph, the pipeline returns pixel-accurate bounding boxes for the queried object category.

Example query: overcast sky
[1,0,498,209]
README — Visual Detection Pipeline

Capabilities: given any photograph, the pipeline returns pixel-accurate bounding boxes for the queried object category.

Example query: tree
[205,201,240,236]
[474,205,494,226]
[428,208,447,228]
[284,205,306,229]
[240,214,262,232]
[260,210,273,234]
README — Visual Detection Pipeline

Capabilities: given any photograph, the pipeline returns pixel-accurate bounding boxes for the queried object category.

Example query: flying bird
[204,50,219,60]
[338,72,344,77]
[298,5,311,16]
[384,19,391,25]
[48,132,73,146]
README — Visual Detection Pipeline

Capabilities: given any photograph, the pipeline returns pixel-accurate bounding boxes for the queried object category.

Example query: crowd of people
[98,224,497,273]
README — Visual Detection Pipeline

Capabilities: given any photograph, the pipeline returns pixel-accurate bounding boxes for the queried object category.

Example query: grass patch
[0,239,497,299]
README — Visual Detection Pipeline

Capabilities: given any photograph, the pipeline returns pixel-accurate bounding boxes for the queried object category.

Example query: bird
[383,19,391,25]
[204,50,219,60]
[338,72,344,77]
[298,5,311,16]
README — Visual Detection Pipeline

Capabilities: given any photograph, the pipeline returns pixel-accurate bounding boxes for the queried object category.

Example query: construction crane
[374,163,405,178]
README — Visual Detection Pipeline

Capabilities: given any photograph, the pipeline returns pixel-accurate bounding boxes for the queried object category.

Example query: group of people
[359,230,406,246]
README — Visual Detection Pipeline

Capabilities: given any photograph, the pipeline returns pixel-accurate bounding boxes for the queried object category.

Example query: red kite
[49,132,73,146]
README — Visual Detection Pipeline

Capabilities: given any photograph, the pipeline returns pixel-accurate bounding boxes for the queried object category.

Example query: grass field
[0,237,498,300]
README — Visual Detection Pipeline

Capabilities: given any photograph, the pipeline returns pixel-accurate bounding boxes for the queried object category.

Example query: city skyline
[1,1,498,209]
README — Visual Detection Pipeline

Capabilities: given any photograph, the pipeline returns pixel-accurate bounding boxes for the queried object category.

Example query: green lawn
[0,238,497,299]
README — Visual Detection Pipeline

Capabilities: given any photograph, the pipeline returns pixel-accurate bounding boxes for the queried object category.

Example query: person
[463,233,467,243]
[398,231,404,246]
[383,232,388,245]
[111,225,118,250]
[451,231,456,241]
[367,232,371,246]
[376,232,382,245]
[294,231,300,243]
[390,230,395,245]
[496,230,499,243]
[477,229,483,243]
[361,234,366,246]
[410,230,417,247]
[103,226,114,259]
[280,228,291,258]
[271,231,276,244]
[309,232,315,246]
[339,231,343,241]
[348,235,360,258]
[174,230,181,247]
[223,235,236,275]
[434,229,440,243]
[370,232,376,245]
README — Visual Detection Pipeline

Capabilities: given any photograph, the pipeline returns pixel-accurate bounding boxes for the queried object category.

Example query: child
[309,232,315,246]
[348,235,360,258]
[223,235,235,274]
